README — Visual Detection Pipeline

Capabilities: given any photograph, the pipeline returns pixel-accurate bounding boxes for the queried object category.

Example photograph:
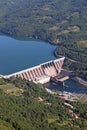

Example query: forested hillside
[0,0,87,42]
[0,77,87,130]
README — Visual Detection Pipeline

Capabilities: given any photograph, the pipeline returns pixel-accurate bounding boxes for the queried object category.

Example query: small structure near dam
[4,57,65,84]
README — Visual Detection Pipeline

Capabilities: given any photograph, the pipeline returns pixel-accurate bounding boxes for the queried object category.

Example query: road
[58,54,87,65]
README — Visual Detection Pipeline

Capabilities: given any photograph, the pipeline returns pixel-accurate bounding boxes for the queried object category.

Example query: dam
[4,57,65,84]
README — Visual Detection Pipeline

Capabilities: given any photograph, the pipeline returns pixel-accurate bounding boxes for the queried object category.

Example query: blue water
[0,36,56,74]
[45,79,87,93]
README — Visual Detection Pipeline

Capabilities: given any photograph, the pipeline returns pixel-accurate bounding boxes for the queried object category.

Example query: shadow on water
[44,79,87,94]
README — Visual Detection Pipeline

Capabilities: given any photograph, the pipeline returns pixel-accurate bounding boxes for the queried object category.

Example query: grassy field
[77,40,87,48]
[48,118,57,123]
[57,26,80,35]
[0,83,23,96]
[0,119,14,130]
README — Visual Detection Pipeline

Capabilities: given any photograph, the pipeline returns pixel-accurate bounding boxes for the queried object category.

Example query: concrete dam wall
[4,57,65,84]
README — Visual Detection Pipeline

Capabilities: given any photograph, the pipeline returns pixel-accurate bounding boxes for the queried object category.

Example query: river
[44,79,87,93]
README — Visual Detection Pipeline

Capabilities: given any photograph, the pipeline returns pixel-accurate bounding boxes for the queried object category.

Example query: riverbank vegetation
[0,77,87,130]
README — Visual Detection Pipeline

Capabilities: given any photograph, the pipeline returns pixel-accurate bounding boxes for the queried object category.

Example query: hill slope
[0,77,87,130]
[0,0,87,41]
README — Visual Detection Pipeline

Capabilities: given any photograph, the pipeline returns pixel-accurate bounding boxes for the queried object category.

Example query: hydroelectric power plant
[4,57,65,84]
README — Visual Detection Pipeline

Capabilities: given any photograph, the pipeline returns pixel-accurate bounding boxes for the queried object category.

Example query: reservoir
[0,36,56,75]
[0,35,87,93]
